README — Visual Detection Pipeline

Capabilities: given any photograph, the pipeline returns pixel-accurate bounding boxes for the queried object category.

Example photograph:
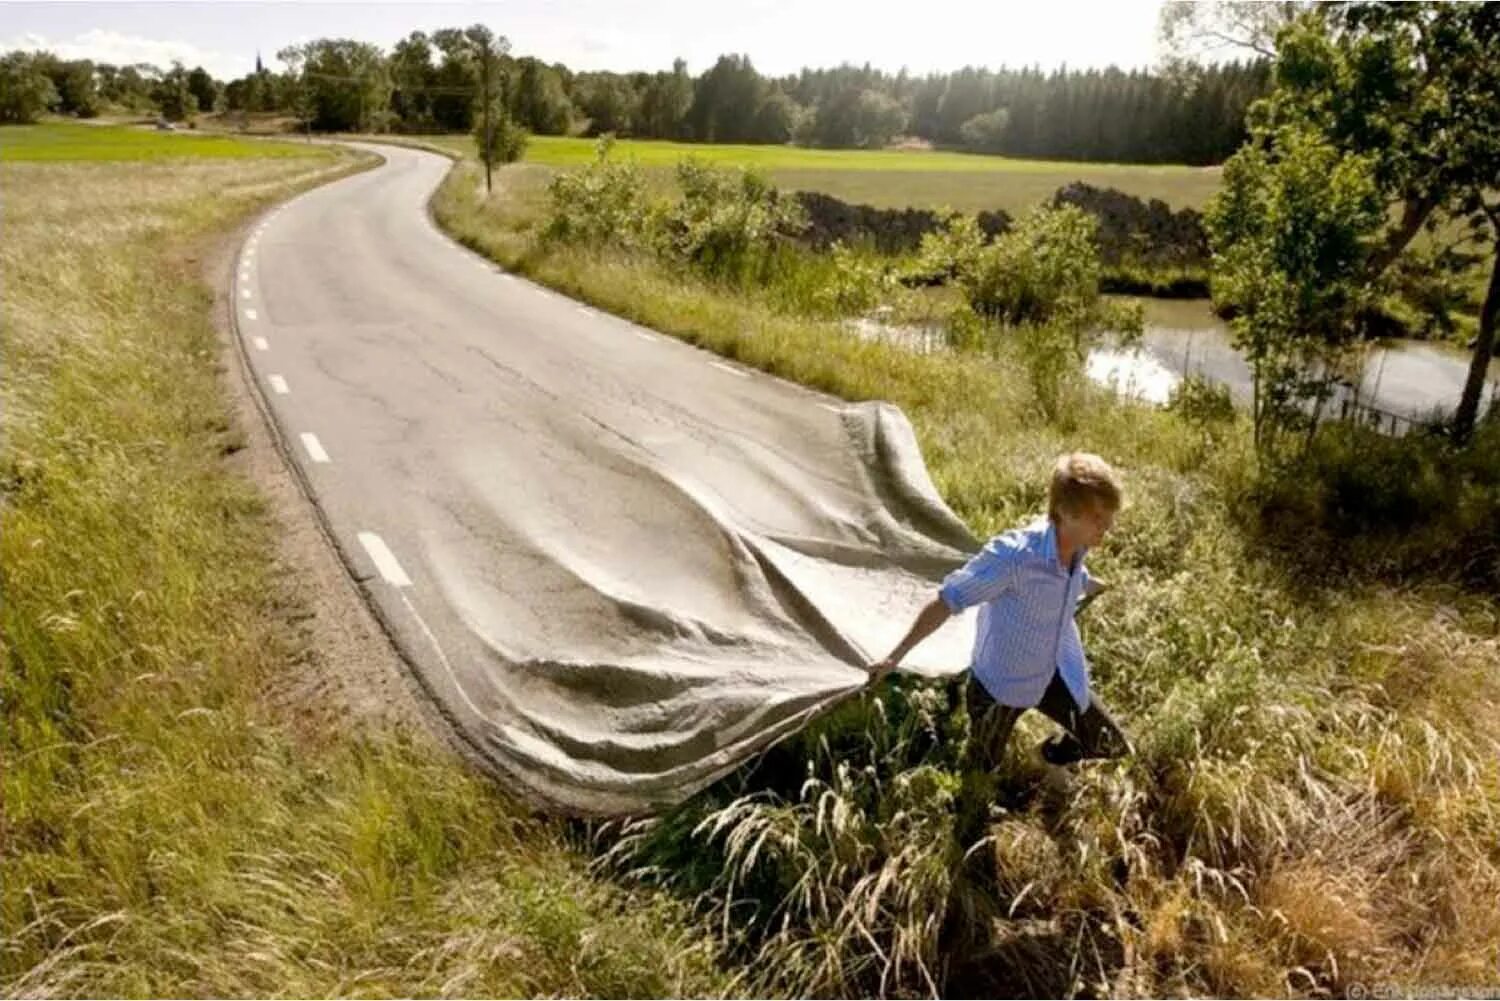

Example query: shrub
[542,136,655,249]
[1254,417,1500,587]
[658,158,806,285]
[475,113,529,166]
[961,204,1101,327]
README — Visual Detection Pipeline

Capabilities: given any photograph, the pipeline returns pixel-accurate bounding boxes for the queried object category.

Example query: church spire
[255,50,263,75]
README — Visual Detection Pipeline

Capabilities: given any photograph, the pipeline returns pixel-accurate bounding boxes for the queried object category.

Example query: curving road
[234,143,980,815]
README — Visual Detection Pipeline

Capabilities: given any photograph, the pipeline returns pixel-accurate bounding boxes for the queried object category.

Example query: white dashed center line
[268,374,289,395]
[252,336,269,351]
[359,532,412,588]
[241,288,252,299]
[299,432,330,463]
[244,308,257,321]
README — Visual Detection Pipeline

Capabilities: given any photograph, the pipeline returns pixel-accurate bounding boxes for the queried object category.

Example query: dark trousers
[955,672,1130,842]
[963,670,1130,773]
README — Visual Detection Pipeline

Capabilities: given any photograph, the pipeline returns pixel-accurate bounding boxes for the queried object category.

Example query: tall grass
[1,134,730,996]
[435,155,1500,997]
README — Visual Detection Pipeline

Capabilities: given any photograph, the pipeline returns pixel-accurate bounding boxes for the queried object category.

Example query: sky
[1,0,1172,81]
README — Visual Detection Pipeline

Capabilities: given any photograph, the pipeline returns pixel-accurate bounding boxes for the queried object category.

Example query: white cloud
[0,29,251,78]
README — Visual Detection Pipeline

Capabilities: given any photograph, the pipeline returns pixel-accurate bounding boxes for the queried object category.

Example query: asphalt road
[234,143,979,814]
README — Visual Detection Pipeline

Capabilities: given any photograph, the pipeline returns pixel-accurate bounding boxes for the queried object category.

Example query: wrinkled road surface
[234,143,979,814]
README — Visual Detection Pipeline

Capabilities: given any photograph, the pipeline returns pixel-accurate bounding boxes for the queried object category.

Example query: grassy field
[434,154,1500,997]
[415,133,1222,212]
[1,123,729,997]
[0,122,319,162]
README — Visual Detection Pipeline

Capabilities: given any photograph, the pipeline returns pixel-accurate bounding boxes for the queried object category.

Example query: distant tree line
[2,31,1268,165]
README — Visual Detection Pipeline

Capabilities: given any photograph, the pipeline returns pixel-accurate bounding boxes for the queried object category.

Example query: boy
[868,452,1131,795]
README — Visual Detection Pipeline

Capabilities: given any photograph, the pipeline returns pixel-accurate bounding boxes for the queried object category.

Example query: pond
[848,299,1499,430]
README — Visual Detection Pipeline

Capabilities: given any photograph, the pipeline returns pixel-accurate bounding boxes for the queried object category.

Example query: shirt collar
[1041,518,1059,566]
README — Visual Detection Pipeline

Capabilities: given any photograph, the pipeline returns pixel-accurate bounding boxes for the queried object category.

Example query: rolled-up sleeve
[939,534,1022,613]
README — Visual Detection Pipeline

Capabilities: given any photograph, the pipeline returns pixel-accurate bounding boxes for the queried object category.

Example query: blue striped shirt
[938,517,1093,710]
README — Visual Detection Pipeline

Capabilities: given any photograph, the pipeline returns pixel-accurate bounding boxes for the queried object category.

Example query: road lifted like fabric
[235,143,980,815]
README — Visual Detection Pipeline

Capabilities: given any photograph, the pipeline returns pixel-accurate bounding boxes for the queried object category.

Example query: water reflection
[847,297,1499,427]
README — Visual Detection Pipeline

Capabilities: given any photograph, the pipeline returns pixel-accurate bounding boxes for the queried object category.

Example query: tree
[0,51,59,123]
[280,39,390,132]
[1238,4,1500,439]
[389,31,435,129]
[511,57,573,135]
[475,110,528,168]
[429,29,478,131]
[1205,124,1385,451]
[151,62,194,121]
[186,65,219,113]
[577,73,636,136]
[1157,1,1311,63]
[959,108,1009,152]
[35,55,100,117]
[687,54,764,142]
[95,62,155,112]
[464,25,514,193]
[750,87,800,144]
[810,85,904,148]
[275,46,315,136]
[636,58,692,139]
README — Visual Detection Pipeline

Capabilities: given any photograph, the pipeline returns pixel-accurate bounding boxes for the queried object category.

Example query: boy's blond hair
[1048,452,1122,520]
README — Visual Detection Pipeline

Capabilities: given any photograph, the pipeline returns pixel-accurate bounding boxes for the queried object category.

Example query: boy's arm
[867,597,951,684]
[866,534,1020,685]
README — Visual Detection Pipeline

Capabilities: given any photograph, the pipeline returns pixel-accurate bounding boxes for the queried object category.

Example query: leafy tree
[512,57,573,135]
[1232,3,1500,439]
[34,54,99,117]
[95,62,155,112]
[577,73,637,136]
[958,108,1009,152]
[186,65,219,113]
[389,31,436,129]
[750,87,800,144]
[151,61,195,121]
[285,39,389,132]
[687,54,764,142]
[429,29,478,131]
[635,58,692,139]
[0,51,59,123]
[1205,124,1385,450]
[465,25,515,193]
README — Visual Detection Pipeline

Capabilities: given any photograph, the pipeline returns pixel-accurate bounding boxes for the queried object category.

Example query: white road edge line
[300,432,330,463]
[359,531,412,588]
[268,374,289,395]
[252,336,269,351]
[633,331,658,342]
[711,361,749,378]
[398,591,486,719]
[818,403,841,413]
